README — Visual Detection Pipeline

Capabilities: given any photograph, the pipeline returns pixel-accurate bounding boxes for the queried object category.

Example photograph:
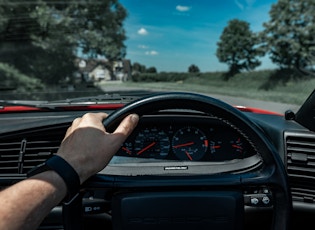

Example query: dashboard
[0,90,314,230]
[116,114,258,162]
[103,113,263,177]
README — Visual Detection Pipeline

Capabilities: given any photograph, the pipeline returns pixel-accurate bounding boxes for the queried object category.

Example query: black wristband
[27,155,80,200]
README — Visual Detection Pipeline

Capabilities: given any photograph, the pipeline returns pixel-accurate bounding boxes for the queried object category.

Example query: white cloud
[138,45,149,49]
[138,28,148,35]
[234,0,244,10]
[145,50,159,56]
[176,5,191,12]
[234,0,256,10]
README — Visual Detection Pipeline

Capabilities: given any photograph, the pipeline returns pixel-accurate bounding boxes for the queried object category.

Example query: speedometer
[134,127,170,159]
[172,126,208,161]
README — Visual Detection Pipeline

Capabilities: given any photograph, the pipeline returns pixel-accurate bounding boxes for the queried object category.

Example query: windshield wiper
[0,90,156,110]
[49,90,156,104]
[0,100,48,107]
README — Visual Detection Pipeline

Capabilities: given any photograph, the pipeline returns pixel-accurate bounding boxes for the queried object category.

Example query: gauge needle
[185,151,193,161]
[173,142,194,148]
[232,145,243,149]
[137,142,156,155]
[122,147,132,155]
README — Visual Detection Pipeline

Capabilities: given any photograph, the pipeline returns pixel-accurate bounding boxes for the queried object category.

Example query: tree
[188,64,200,73]
[0,0,127,84]
[0,63,43,93]
[262,0,315,75]
[146,66,157,73]
[132,62,146,73]
[216,19,264,78]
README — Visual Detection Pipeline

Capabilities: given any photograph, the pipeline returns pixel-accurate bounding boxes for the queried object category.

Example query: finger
[80,112,108,123]
[113,113,139,136]
[63,117,81,140]
[76,112,108,129]
[63,113,108,140]
[69,117,81,130]
[96,112,109,120]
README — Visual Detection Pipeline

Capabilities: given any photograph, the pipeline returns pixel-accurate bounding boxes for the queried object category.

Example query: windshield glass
[0,0,314,110]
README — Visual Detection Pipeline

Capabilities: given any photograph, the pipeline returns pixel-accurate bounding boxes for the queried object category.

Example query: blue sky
[119,0,278,72]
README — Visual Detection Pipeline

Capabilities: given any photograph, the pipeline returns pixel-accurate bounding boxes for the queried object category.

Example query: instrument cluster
[116,115,257,162]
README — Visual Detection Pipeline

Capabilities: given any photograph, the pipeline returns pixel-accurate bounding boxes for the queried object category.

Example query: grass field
[3,69,312,104]
[101,69,314,105]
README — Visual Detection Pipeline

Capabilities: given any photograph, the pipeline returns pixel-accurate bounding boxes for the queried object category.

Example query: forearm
[0,113,138,230]
[0,171,67,230]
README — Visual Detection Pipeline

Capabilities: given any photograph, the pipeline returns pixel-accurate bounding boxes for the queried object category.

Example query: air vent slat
[288,147,315,154]
[286,131,315,204]
[0,126,65,175]
[0,161,19,164]
[0,155,20,158]
[0,148,20,151]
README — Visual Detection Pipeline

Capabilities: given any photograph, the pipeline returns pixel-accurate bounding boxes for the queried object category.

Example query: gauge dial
[119,141,133,156]
[134,127,170,159]
[208,125,251,161]
[231,137,243,151]
[172,127,208,161]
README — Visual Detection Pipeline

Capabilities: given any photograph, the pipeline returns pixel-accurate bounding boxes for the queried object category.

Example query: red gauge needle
[173,142,194,148]
[121,147,132,155]
[232,145,243,149]
[137,142,156,155]
[185,151,193,161]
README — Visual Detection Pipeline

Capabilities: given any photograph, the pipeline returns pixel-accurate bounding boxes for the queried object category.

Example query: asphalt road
[205,93,301,114]
[99,83,301,115]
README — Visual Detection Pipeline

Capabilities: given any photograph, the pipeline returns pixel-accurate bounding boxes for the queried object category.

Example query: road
[99,82,301,115]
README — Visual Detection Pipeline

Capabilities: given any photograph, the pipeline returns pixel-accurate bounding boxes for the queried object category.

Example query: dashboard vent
[0,126,66,175]
[285,131,315,203]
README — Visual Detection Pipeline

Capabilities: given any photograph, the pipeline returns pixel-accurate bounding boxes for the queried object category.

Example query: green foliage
[126,69,311,105]
[132,72,190,82]
[262,0,315,73]
[216,19,264,79]
[188,64,200,73]
[0,62,44,93]
[0,0,127,86]
[132,62,146,73]
[146,67,157,73]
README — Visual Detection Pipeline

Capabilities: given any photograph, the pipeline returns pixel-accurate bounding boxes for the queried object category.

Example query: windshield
[0,0,314,111]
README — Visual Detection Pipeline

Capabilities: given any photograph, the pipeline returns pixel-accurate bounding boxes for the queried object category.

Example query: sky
[119,0,278,73]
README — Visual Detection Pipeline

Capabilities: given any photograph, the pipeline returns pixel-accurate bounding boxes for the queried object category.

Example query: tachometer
[172,126,208,161]
[134,127,170,159]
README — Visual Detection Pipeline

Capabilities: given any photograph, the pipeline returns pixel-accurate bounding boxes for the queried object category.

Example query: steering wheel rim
[64,92,291,230]
[103,92,291,230]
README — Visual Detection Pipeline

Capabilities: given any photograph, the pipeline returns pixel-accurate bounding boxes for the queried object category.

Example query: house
[113,59,131,81]
[74,58,131,82]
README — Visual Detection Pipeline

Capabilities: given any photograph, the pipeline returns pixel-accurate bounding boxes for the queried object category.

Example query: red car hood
[0,103,283,116]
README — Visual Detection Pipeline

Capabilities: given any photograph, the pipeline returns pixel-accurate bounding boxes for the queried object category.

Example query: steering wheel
[64,92,291,230]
